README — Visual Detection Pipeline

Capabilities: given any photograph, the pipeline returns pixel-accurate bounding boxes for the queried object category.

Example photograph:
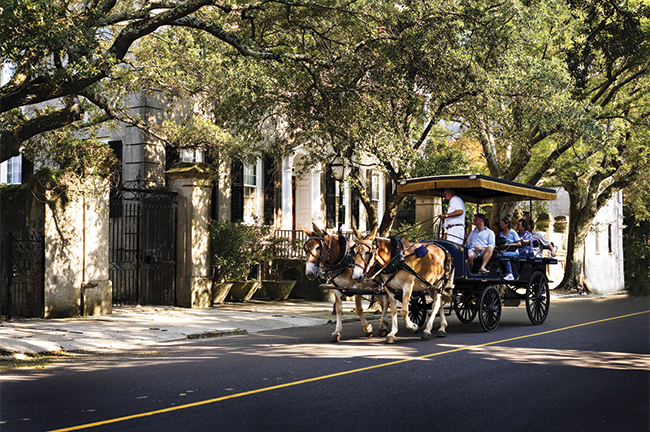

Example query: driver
[439,188,466,244]
[465,213,495,275]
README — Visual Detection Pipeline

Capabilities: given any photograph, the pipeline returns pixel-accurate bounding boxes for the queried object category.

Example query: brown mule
[302,223,388,342]
[351,227,454,344]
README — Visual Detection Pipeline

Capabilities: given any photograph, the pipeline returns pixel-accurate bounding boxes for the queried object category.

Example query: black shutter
[231,161,244,222]
[263,155,275,226]
[351,182,360,230]
[325,166,336,228]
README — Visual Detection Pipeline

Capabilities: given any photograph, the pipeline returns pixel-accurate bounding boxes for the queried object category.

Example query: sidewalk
[0,299,376,359]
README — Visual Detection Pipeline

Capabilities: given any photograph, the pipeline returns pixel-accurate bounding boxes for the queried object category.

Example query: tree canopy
[0,0,376,167]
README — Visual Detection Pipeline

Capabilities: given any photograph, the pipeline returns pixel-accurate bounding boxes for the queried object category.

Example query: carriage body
[397,174,558,332]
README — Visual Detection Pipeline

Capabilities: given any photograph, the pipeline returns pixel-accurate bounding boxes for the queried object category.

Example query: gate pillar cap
[166,163,211,179]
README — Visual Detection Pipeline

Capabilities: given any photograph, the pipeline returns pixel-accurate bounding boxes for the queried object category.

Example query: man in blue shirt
[465,213,495,275]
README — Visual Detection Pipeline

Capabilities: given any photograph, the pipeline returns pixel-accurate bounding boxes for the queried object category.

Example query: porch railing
[273,230,306,259]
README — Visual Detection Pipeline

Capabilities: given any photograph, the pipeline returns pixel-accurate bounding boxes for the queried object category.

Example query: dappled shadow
[461,344,649,371]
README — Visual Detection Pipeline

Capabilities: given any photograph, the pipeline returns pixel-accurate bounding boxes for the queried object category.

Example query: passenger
[497,217,521,280]
[465,213,495,275]
[517,218,535,258]
[439,188,465,245]
[528,219,557,257]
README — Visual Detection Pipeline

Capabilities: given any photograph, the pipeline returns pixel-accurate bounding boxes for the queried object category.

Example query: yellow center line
[49,310,649,432]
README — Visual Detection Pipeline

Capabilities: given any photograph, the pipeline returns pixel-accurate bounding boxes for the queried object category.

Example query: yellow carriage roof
[397,174,557,204]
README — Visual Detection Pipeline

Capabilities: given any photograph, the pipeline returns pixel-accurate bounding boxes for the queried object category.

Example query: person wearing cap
[439,188,465,244]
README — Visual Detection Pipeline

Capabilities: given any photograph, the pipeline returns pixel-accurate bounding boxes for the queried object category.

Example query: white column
[255,156,263,218]
[343,178,352,232]
[378,172,386,225]
[281,155,293,230]
[310,166,322,224]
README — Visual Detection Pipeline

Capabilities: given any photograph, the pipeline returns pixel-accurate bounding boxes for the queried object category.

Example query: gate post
[415,196,443,235]
[166,164,213,308]
[44,178,112,317]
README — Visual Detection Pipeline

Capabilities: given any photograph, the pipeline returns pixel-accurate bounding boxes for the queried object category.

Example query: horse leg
[354,295,373,337]
[378,295,389,337]
[385,290,399,344]
[330,290,344,342]
[400,283,420,333]
[436,293,448,338]
[422,291,442,340]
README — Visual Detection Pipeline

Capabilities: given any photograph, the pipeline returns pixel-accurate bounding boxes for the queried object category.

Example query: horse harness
[304,234,355,286]
[356,236,453,294]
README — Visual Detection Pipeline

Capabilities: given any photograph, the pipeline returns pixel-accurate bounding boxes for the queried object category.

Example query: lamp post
[330,159,346,231]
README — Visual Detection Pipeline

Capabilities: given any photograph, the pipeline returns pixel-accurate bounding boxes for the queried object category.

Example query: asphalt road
[1,295,648,432]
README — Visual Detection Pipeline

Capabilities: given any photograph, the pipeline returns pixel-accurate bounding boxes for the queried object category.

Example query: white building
[547,188,625,295]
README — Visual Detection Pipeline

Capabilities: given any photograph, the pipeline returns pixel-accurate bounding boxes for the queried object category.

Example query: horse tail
[440,247,454,302]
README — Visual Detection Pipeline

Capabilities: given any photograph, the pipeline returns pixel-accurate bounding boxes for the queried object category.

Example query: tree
[0,0,373,173]
[208,0,550,235]
[552,0,650,292]
[447,0,650,292]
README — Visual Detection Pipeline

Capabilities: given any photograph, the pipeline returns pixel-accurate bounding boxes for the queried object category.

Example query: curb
[185,329,248,339]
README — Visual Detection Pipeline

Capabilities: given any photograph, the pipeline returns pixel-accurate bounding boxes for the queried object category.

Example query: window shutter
[325,166,336,228]
[231,161,244,222]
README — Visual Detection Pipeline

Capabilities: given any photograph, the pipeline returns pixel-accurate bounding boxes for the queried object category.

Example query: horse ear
[351,227,362,240]
[368,226,378,240]
[300,223,314,237]
[312,222,324,237]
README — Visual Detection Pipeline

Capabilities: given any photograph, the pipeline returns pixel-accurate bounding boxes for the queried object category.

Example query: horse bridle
[303,234,333,267]
[352,239,378,277]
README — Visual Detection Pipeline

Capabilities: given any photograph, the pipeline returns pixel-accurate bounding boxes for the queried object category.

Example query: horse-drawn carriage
[303,174,558,343]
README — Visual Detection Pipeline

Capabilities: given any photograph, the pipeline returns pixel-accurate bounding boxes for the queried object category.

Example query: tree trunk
[378,192,406,237]
[557,189,596,293]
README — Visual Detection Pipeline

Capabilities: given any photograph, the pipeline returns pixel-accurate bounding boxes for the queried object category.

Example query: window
[608,223,613,254]
[371,172,380,207]
[0,155,22,184]
[243,162,258,220]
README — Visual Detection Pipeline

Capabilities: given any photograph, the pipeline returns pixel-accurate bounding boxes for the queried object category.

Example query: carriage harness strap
[364,237,453,294]
[305,234,354,286]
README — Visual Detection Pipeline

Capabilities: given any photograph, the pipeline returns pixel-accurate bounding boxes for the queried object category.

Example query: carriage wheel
[478,286,501,332]
[408,293,428,330]
[526,271,550,325]
[453,291,478,324]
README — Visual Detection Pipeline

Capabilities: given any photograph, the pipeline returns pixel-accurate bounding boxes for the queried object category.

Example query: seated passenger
[528,219,557,257]
[465,213,495,275]
[497,217,521,281]
[517,218,535,258]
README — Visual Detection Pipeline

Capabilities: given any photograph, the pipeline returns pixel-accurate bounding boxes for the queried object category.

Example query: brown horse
[351,227,454,344]
[302,223,388,342]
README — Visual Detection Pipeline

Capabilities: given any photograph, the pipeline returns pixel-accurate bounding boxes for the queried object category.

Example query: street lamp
[329,158,346,230]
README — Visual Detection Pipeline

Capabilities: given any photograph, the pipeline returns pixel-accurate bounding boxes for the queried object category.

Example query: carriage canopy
[397,174,557,204]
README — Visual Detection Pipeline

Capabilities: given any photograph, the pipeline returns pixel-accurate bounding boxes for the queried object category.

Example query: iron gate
[3,230,45,319]
[109,189,177,305]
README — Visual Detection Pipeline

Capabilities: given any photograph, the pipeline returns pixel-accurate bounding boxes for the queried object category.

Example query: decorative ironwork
[109,189,177,305]
[3,229,45,319]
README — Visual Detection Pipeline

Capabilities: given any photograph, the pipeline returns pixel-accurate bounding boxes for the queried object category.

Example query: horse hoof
[330,333,341,342]
[386,335,396,344]
[437,329,447,338]
[421,330,431,340]
[409,326,419,334]
[378,329,388,337]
